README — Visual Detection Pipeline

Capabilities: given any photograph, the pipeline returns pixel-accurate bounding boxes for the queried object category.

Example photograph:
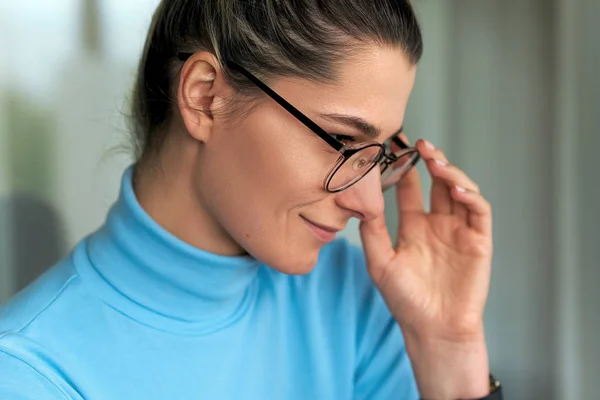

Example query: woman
[0,0,502,399]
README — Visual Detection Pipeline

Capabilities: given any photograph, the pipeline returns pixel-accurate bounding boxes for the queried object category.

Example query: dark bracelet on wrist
[419,374,502,400]
[475,374,502,400]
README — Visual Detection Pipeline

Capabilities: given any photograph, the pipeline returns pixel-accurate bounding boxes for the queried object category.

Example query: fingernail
[434,159,447,167]
[455,185,466,193]
[424,140,435,150]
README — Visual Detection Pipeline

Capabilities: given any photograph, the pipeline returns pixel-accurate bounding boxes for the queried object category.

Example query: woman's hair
[130,0,423,162]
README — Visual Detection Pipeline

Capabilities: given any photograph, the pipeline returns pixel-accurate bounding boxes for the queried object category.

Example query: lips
[301,216,342,243]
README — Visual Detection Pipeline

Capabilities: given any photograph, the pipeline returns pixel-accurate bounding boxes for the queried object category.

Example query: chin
[241,226,327,275]
[266,244,322,276]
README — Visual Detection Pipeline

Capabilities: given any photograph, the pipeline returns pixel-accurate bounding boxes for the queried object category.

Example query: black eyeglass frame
[177,52,420,193]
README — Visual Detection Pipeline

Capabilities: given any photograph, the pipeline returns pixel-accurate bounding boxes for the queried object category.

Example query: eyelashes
[330,133,397,146]
[330,134,356,144]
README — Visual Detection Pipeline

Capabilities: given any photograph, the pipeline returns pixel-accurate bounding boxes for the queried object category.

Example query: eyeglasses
[178,53,420,193]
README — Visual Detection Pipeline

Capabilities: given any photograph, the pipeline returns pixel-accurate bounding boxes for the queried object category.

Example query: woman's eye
[330,134,356,144]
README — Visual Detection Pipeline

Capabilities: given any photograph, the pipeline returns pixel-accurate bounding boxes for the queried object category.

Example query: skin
[134,44,493,399]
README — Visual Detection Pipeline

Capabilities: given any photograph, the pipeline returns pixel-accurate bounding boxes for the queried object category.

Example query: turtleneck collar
[76,166,261,335]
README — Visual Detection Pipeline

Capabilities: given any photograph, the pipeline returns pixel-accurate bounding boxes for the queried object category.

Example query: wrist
[404,331,490,400]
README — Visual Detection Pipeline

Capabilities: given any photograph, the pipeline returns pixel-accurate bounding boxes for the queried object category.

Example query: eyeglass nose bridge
[377,153,394,174]
[380,146,410,169]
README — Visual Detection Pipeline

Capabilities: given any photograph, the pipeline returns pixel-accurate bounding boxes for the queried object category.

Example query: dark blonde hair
[130,0,423,161]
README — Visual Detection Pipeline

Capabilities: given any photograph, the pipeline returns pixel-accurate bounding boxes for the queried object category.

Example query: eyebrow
[318,113,403,139]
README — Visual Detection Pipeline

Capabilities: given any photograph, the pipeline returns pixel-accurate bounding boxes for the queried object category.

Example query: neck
[78,165,262,334]
[133,137,245,257]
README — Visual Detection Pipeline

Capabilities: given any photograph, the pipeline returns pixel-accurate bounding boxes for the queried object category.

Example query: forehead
[271,45,417,138]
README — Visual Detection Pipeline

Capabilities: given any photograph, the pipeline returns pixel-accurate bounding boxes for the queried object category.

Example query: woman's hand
[359,137,493,399]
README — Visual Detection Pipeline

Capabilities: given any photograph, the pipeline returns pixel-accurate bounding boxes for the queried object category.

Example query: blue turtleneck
[0,168,418,399]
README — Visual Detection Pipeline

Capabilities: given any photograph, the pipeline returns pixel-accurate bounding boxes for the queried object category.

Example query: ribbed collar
[77,166,261,335]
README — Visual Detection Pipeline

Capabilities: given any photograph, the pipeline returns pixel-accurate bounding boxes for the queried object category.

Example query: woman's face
[191,45,416,273]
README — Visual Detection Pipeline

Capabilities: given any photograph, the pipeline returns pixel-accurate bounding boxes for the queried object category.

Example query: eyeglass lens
[327,145,419,192]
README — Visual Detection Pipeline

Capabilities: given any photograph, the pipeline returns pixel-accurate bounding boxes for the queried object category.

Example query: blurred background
[0,1,598,398]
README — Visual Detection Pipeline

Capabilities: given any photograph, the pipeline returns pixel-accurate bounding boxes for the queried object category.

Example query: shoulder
[0,347,71,399]
[0,250,88,399]
[0,242,94,365]
[307,238,408,351]
[0,255,80,334]
[316,243,418,398]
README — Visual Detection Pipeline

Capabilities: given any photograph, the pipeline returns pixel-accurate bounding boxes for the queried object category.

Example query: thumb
[359,213,396,281]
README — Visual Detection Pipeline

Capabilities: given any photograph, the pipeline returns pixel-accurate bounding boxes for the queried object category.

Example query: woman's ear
[177,52,220,143]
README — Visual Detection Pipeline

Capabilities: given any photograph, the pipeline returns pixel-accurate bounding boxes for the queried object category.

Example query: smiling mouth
[300,216,341,243]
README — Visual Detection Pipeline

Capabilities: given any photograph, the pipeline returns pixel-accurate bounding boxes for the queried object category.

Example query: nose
[334,167,385,221]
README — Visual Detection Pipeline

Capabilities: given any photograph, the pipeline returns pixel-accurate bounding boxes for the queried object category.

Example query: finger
[417,139,453,214]
[453,199,470,221]
[420,142,481,218]
[416,139,453,215]
[416,138,449,163]
[426,159,480,220]
[427,160,480,193]
[394,133,424,214]
[450,186,493,236]
[424,158,453,214]
[359,214,396,280]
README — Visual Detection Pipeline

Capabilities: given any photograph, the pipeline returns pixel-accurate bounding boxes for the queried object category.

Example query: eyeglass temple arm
[382,131,419,163]
[178,52,344,152]
[392,130,409,149]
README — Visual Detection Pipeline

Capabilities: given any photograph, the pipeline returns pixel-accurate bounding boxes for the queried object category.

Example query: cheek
[198,113,323,225]
[195,110,331,267]
[205,105,330,204]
